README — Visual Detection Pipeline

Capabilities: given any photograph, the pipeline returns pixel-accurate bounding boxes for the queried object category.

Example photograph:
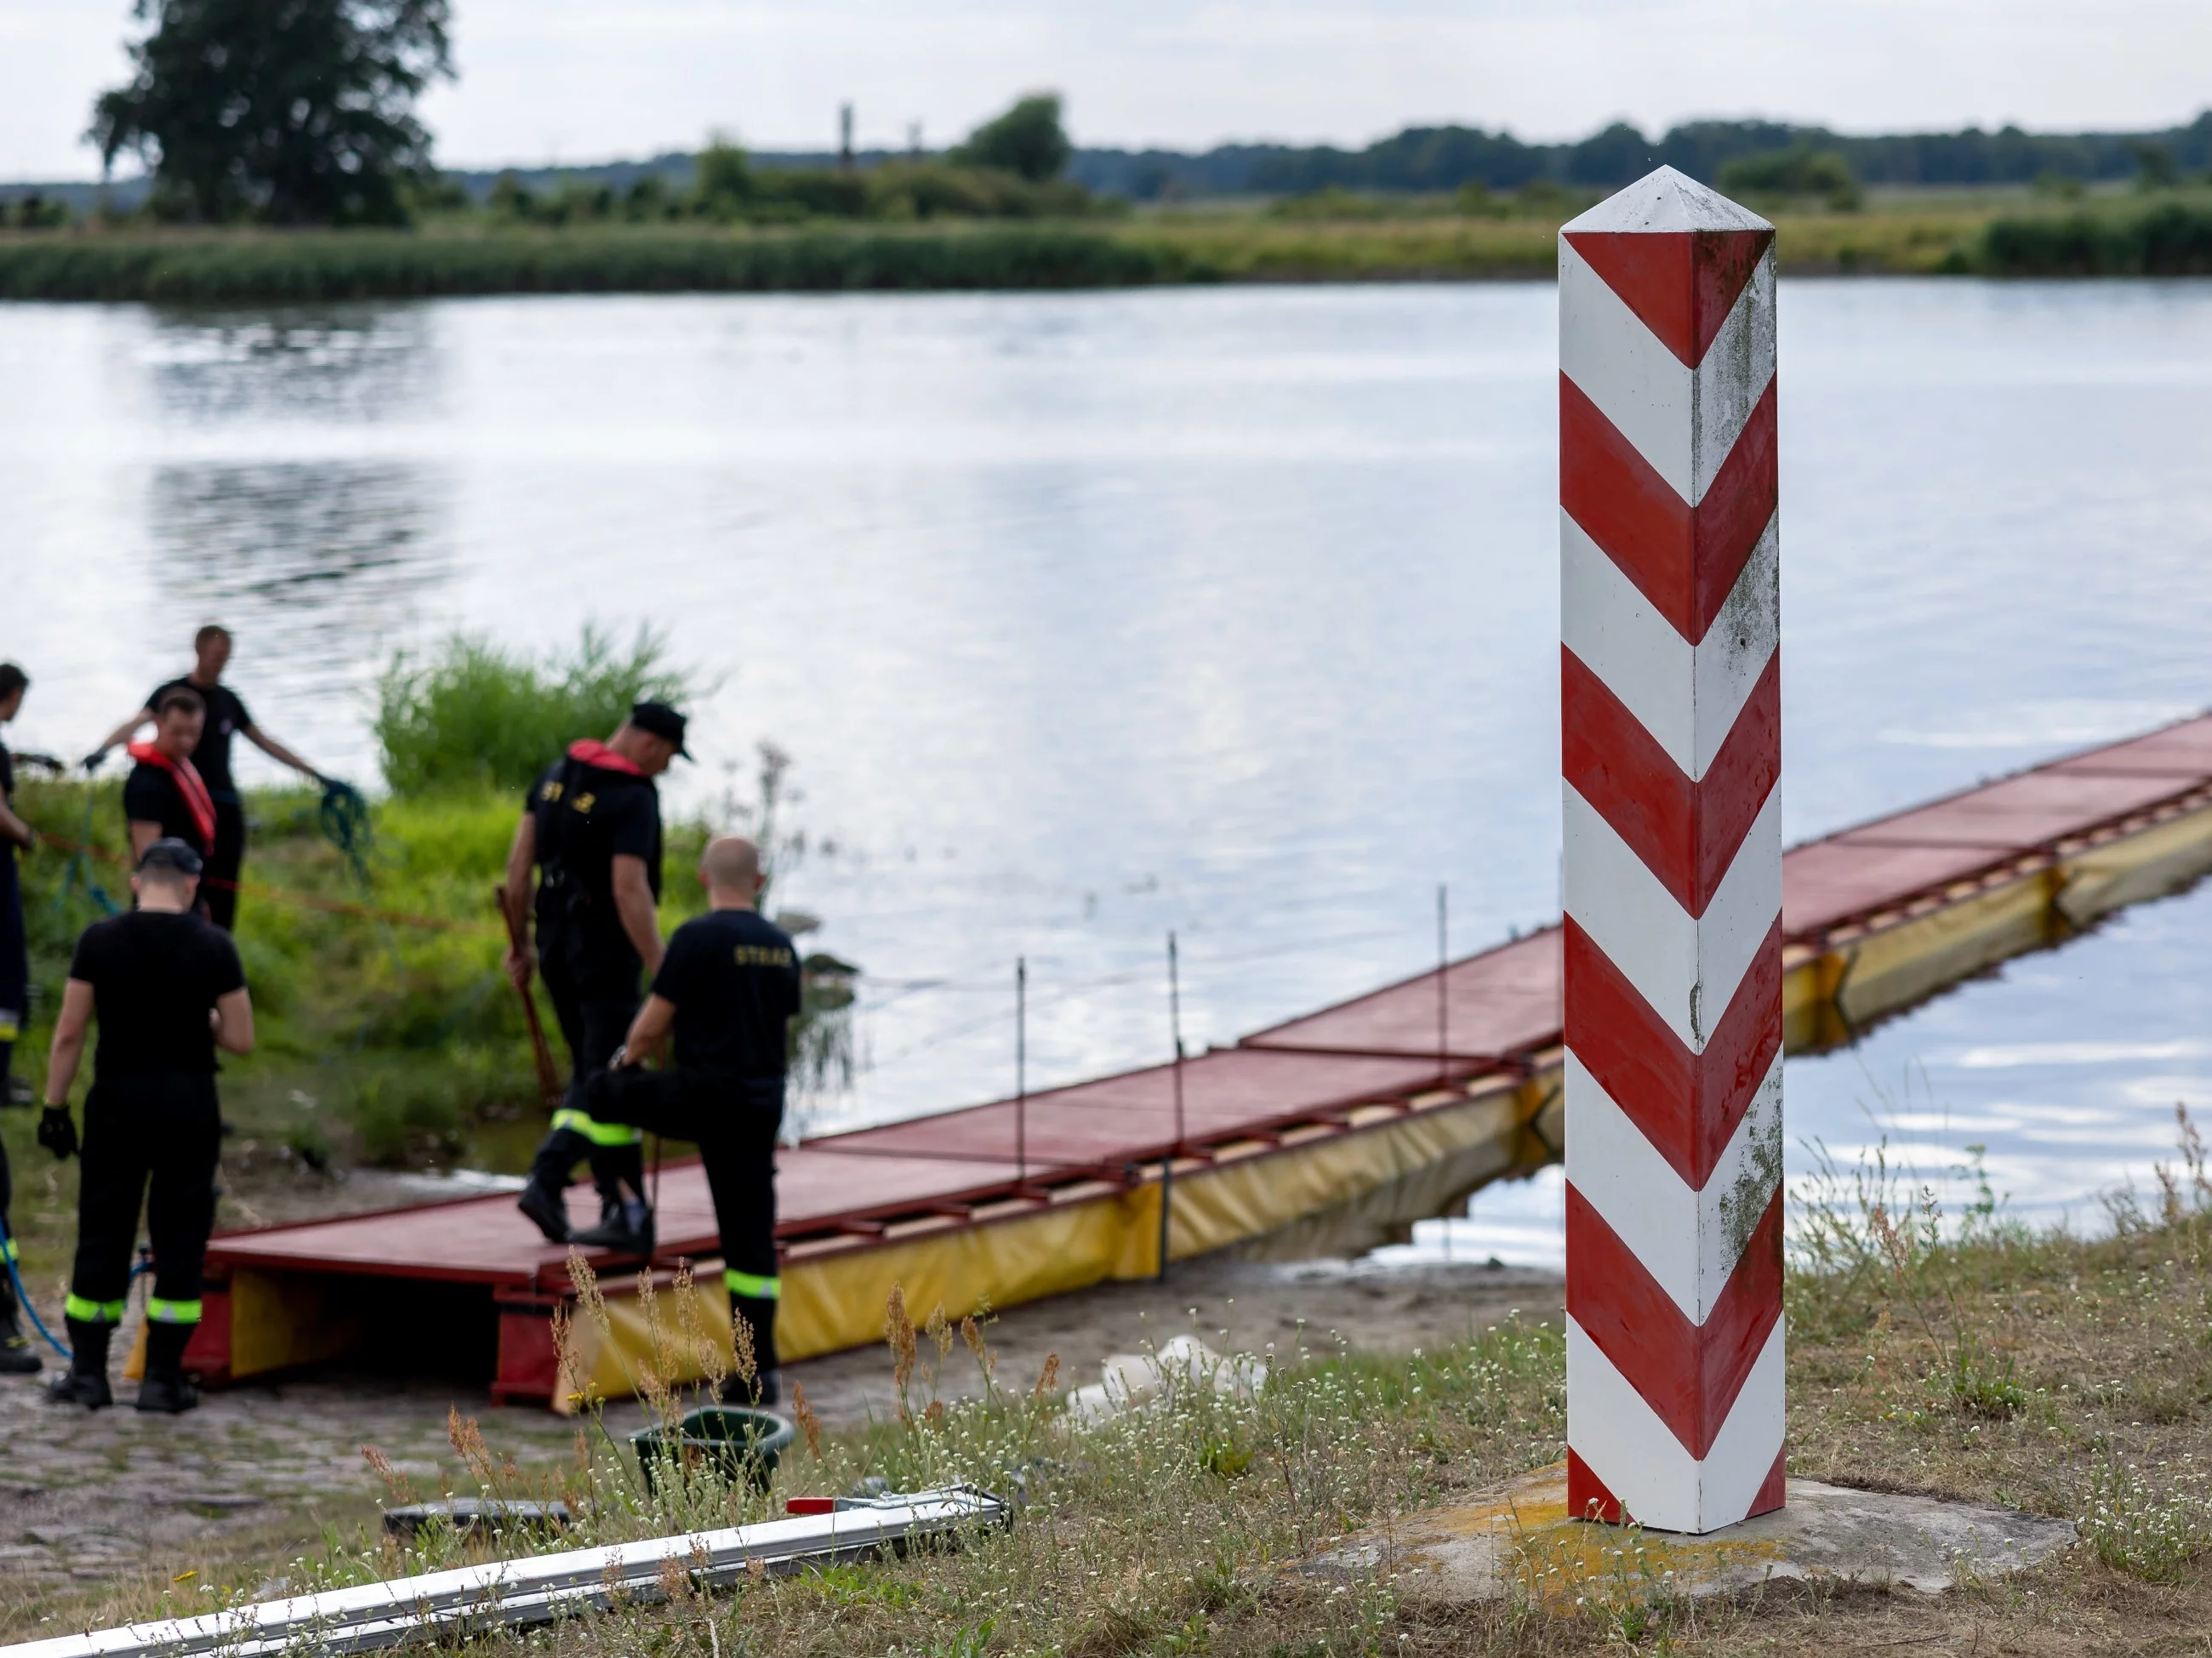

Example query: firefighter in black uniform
[120,689,215,872]
[0,663,43,1376]
[505,703,688,1253]
[89,624,333,932]
[39,839,254,1412]
[587,835,801,1403]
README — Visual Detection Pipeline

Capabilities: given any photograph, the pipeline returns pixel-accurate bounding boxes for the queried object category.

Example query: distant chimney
[908,121,922,159]
[839,103,854,173]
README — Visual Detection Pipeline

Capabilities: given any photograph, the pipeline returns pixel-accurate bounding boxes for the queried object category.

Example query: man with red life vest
[121,690,217,898]
[505,703,687,1254]
[89,624,333,932]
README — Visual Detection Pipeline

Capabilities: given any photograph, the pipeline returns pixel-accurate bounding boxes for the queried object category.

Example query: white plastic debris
[1064,1335,1268,1427]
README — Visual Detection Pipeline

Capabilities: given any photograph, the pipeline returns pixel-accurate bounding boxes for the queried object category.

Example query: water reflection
[146,460,448,707]
[140,308,436,424]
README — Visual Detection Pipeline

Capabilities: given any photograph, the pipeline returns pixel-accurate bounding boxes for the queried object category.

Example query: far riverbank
[1,191,2207,301]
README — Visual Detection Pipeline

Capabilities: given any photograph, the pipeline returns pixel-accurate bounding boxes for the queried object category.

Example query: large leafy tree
[952,94,1072,184]
[90,0,453,225]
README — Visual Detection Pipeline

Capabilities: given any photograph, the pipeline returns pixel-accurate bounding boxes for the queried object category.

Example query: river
[7,279,2212,1262]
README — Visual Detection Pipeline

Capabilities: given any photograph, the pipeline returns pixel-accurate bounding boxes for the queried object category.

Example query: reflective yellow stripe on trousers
[147,1297,203,1325]
[724,1269,781,1301]
[65,1295,127,1324]
[549,1108,642,1148]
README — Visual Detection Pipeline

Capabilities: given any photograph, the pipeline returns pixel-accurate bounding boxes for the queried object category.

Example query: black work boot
[46,1319,112,1409]
[516,1178,570,1244]
[571,1197,653,1256]
[135,1322,201,1414]
[0,1274,43,1374]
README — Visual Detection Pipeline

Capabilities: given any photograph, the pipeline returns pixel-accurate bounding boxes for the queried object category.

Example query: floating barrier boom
[176,711,2212,1407]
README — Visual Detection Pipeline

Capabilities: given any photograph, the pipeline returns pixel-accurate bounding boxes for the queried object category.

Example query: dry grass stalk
[731,1305,759,1396]
[885,1284,918,1418]
[791,1382,823,1459]
[447,1408,497,1488]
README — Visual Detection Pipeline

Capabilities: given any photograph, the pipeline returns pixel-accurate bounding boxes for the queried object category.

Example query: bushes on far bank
[0,223,1202,304]
[1979,197,2212,275]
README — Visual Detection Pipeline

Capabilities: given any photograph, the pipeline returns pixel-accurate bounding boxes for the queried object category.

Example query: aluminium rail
[0,1487,1003,1658]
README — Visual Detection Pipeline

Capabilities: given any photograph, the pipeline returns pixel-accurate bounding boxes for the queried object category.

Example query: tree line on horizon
[8,0,2211,231]
[1076,112,2212,202]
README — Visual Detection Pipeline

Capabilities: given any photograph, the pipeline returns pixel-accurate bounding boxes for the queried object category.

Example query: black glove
[80,749,106,774]
[37,1106,77,1161]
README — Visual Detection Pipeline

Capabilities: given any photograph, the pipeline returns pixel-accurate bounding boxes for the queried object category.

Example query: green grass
[375,626,693,797]
[19,1158,2212,1653]
[0,222,1200,302]
[8,187,2201,300]
[1978,196,2212,274]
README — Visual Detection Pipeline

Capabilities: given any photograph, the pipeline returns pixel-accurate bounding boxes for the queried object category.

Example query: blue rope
[53,784,118,923]
[316,779,374,889]
[1,1217,156,1361]
[2,1219,68,1359]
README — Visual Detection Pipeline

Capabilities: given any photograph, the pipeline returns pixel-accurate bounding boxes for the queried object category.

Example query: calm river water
[7,280,2212,1263]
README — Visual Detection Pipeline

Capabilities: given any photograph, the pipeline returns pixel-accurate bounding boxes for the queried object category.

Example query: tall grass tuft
[0,225,1198,303]
[375,624,694,797]
[1979,197,2212,275]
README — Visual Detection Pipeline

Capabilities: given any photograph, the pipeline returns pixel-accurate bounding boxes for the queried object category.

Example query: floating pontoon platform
[182,714,2212,1406]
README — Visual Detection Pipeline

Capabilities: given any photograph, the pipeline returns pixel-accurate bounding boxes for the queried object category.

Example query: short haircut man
[123,692,214,873]
[586,835,801,1401]
[40,837,255,1412]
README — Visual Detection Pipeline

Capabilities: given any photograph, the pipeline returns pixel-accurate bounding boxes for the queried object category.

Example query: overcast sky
[4,0,2208,179]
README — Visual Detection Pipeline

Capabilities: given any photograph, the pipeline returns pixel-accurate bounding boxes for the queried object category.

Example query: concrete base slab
[1314,1463,2075,1603]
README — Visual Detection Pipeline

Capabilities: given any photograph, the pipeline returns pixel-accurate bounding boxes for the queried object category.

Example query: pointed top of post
[1561,166,1773,236]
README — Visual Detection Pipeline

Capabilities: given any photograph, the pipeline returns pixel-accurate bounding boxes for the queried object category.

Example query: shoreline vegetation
[1,189,2210,302]
[0,629,852,1302]
[7,1135,2212,1650]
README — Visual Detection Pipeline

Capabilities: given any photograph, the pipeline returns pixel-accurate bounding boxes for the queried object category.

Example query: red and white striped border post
[1559,167,1784,1535]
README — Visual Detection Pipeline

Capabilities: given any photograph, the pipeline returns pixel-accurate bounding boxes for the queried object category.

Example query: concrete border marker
[1558,165,1786,1534]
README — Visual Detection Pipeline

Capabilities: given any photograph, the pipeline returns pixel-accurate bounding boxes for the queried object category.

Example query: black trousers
[0,844,24,1087]
[202,792,247,934]
[589,1067,784,1375]
[529,937,645,1205]
[70,1074,220,1330]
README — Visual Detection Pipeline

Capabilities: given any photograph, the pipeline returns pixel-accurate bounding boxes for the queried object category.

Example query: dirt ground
[0,1252,1561,1628]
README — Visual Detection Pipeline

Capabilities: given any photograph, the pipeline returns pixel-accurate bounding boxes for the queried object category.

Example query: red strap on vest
[127,741,218,850]
[567,738,644,777]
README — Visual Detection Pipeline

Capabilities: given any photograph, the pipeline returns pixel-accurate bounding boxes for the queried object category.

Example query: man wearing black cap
[89,624,334,932]
[504,703,688,1254]
[39,839,254,1412]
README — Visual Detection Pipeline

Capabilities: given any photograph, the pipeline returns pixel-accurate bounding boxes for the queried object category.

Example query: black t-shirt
[650,909,801,1080]
[69,909,246,1077]
[145,678,252,795]
[123,761,210,857]
[0,741,14,870]
[527,752,664,964]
